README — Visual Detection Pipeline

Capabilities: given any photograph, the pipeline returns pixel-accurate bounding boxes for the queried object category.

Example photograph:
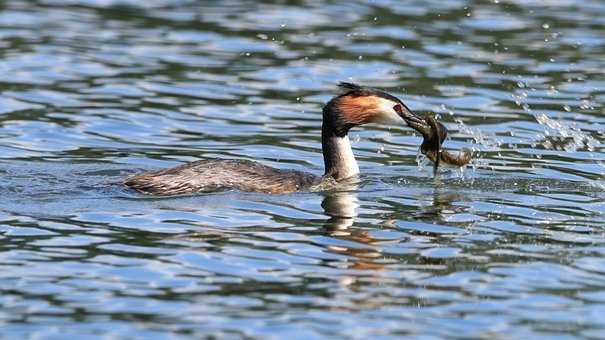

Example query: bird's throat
[322,121,359,181]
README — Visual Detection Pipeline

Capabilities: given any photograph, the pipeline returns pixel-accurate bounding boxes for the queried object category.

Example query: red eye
[393,104,403,114]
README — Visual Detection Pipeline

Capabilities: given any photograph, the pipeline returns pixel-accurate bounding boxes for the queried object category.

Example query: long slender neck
[322,119,359,181]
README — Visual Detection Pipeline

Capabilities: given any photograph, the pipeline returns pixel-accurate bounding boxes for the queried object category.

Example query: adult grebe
[125,83,462,195]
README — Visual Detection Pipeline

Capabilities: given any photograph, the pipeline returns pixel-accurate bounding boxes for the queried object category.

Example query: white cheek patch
[373,98,403,124]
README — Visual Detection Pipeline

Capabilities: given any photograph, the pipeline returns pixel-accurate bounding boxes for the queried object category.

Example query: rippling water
[1,0,605,338]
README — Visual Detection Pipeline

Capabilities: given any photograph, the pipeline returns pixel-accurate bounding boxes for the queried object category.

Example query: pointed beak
[396,103,434,138]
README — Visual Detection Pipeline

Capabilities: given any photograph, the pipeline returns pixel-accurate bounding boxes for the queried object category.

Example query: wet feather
[125,159,319,196]
[407,115,472,175]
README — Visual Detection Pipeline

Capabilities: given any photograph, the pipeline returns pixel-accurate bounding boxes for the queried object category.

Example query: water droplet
[580,100,593,110]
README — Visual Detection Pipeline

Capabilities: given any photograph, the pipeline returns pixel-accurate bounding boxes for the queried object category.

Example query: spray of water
[424,86,603,184]
[515,81,605,188]
[533,113,597,152]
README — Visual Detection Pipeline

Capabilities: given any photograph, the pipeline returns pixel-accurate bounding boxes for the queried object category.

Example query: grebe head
[324,82,418,136]
[321,82,424,181]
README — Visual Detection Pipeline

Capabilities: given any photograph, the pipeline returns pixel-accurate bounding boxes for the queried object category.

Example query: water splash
[452,119,501,173]
[455,119,503,150]
[514,80,604,188]
[533,112,598,152]
[514,79,599,153]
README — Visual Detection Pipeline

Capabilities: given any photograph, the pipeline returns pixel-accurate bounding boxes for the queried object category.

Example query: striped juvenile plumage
[407,115,472,176]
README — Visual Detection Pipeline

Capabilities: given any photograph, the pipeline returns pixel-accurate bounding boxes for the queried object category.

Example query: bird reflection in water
[320,188,385,271]
[320,184,470,274]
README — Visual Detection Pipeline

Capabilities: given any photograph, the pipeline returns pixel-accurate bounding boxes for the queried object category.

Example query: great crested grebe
[125,83,467,196]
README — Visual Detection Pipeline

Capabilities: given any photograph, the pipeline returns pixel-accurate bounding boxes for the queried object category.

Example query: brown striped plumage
[408,115,472,176]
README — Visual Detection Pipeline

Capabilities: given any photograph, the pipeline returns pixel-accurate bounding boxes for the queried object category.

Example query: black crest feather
[337,81,402,104]
[338,82,364,92]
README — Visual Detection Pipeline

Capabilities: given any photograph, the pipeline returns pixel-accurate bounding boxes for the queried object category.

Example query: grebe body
[125,159,319,195]
[125,83,431,195]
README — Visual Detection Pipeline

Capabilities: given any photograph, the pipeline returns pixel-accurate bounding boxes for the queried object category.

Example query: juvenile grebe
[125,83,460,195]
[408,115,472,176]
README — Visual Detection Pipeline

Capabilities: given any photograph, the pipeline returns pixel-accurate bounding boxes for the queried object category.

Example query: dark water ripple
[0,0,605,338]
